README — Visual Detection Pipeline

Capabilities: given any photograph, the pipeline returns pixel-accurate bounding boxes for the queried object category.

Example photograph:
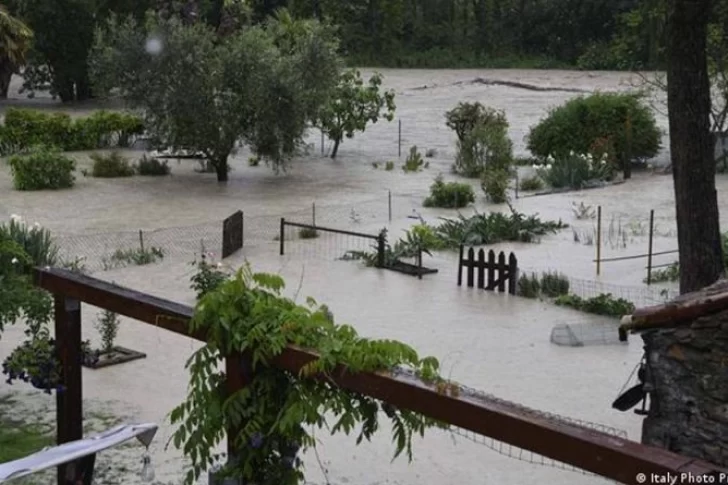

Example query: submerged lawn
[0,395,53,464]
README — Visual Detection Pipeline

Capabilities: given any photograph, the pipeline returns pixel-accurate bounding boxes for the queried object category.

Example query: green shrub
[90,152,136,178]
[423,175,475,208]
[137,155,170,176]
[539,271,570,298]
[385,160,395,171]
[537,152,615,189]
[481,168,511,203]
[452,111,513,178]
[69,111,144,150]
[554,293,635,318]
[8,146,76,190]
[519,174,544,191]
[2,109,71,149]
[527,93,661,169]
[402,146,427,172]
[0,108,145,153]
[517,273,541,298]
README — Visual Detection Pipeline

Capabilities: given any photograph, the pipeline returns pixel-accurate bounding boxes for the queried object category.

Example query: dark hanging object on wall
[612,357,649,413]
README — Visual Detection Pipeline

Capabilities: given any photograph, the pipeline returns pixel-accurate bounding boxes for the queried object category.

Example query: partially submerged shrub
[90,151,135,178]
[517,273,541,298]
[539,272,570,298]
[423,175,475,208]
[519,175,544,191]
[402,146,427,172]
[537,152,614,189]
[8,146,76,190]
[527,92,661,170]
[481,168,511,203]
[137,155,170,176]
[102,246,164,270]
[452,111,513,178]
[432,208,568,249]
[1,108,144,153]
[645,262,679,283]
[554,293,635,318]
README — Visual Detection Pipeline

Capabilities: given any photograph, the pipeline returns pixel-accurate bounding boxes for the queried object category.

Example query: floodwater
[0,69,718,484]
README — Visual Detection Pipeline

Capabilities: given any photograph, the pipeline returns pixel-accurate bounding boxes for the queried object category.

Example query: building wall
[641,310,728,466]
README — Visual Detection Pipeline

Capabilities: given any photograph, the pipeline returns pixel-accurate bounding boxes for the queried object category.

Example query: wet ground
[0,69,711,484]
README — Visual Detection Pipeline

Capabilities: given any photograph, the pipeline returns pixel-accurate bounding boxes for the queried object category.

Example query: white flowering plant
[535,151,615,189]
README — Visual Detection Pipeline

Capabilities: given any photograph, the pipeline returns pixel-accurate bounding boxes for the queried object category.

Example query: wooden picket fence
[457,246,518,295]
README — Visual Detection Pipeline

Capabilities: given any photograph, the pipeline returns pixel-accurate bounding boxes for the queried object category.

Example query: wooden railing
[34,267,728,485]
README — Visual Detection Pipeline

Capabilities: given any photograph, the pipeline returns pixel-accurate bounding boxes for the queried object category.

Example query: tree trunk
[75,73,92,101]
[667,0,724,294]
[330,138,341,159]
[214,158,229,182]
[0,61,13,99]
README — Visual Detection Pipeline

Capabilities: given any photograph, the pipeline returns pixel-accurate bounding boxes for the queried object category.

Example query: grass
[0,395,53,464]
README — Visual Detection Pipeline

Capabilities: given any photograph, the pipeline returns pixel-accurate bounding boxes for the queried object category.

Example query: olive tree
[89,12,340,181]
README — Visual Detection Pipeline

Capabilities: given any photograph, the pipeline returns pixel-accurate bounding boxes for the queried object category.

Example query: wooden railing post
[54,295,83,485]
[224,354,250,471]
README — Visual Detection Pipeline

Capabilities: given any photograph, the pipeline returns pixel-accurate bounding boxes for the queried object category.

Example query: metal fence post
[377,231,386,268]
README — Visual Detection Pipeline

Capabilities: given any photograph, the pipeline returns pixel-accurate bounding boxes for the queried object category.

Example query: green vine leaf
[170,262,446,485]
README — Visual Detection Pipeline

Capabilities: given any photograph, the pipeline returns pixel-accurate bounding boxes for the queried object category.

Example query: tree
[89,13,339,181]
[317,69,396,159]
[0,5,32,98]
[667,0,725,293]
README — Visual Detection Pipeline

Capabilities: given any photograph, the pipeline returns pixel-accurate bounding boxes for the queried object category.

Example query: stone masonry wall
[641,309,728,465]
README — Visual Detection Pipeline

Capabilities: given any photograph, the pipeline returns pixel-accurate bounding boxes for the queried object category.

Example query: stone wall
[641,309,728,465]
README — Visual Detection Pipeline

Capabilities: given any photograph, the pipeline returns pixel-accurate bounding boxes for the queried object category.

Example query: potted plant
[2,326,99,394]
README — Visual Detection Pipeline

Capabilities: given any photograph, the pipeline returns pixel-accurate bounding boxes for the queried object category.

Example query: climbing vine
[169,263,448,485]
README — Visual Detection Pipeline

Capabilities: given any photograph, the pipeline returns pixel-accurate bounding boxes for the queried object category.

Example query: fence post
[467,248,475,287]
[241,211,244,248]
[312,202,316,226]
[321,129,324,156]
[477,249,485,289]
[388,190,392,223]
[508,253,518,295]
[54,296,83,485]
[457,245,464,286]
[138,229,144,252]
[377,231,386,268]
[647,209,655,285]
[497,252,507,292]
[279,218,285,256]
[514,172,519,199]
[398,119,402,158]
[417,246,423,280]
[596,205,602,276]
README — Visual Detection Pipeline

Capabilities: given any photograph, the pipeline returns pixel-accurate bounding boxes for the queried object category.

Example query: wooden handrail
[34,267,728,484]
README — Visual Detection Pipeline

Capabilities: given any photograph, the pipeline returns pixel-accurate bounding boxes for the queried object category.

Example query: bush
[554,293,635,318]
[481,168,511,203]
[423,175,475,208]
[2,109,71,149]
[90,152,136,178]
[8,146,76,190]
[0,108,145,153]
[137,155,170,176]
[519,174,544,191]
[452,111,513,178]
[527,93,661,170]
[517,273,541,298]
[402,146,427,172]
[539,272,570,298]
[537,152,615,189]
[299,227,319,239]
[0,216,59,267]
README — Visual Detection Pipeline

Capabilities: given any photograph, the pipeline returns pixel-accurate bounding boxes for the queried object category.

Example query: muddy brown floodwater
[0,69,717,484]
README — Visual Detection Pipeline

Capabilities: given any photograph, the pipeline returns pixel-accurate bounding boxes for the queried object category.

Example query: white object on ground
[0,423,158,483]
